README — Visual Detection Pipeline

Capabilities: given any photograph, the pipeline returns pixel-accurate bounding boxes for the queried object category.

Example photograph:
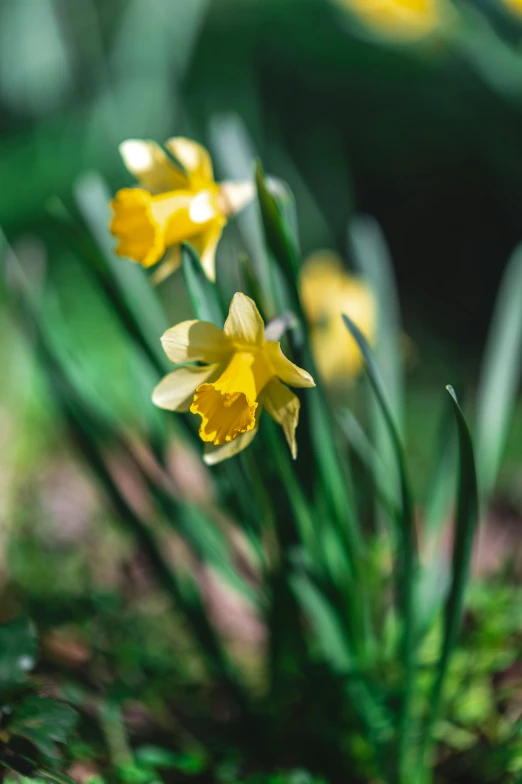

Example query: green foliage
[0,618,77,782]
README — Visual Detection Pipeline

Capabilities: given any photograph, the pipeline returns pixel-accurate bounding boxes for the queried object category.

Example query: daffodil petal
[265,342,315,388]
[119,139,188,194]
[110,188,166,268]
[224,293,264,346]
[165,137,214,185]
[299,251,345,324]
[203,426,259,465]
[189,220,225,282]
[152,364,221,412]
[161,321,231,365]
[310,325,364,384]
[218,181,255,217]
[262,379,300,459]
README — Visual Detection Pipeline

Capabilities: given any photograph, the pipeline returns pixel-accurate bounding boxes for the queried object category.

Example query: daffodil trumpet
[152,293,315,465]
[110,137,254,283]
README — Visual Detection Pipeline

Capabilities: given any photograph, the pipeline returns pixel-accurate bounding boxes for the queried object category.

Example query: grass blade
[349,215,404,431]
[182,242,224,326]
[349,215,404,520]
[255,160,300,288]
[419,386,479,774]
[475,244,522,502]
[342,312,416,782]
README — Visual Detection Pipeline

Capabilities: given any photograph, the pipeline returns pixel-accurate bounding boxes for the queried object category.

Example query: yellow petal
[160,320,231,365]
[218,181,255,217]
[304,271,375,384]
[119,139,188,194]
[189,218,225,282]
[165,137,214,187]
[310,323,365,384]
[110,188,166,268]
[152,364,221,412]
[149,245,182,285]
[203,426,259,465]
[264,342,315,388]
[224,293,265,347]
[299,251,346,325]
[262,379,300,459]
[342,0,443,39]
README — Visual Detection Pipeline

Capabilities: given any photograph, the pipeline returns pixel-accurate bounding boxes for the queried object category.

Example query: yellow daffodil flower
[110,137,254,283]
[503,0,522,16]
[300,251,376,384]
[152,293,315,465]
[339,0,445,40]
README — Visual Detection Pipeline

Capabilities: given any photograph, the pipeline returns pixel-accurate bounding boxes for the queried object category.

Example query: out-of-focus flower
[503,0,522,17]
[110,138,253,283]
[152,293,315,465]
[300,251,376,384]
[339,0,446,40]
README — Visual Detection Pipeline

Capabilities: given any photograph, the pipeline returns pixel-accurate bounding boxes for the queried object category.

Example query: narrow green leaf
[342,314,416,610]
[349,215,404,430]
[36,770,77,784]
[342,313,416,780]
[291,573,394,771]
[349,216,404,522]
[253,167,364,624]
[338,409,399,519]
[209,114,277,318]
[415,402,458,636]
[239,253,271,322]
[419,386,479,770]
[290,574,353,672]
[255,160,300,287]
[182,243,224,326]
[306,385,362,567]
[475,244,522,501]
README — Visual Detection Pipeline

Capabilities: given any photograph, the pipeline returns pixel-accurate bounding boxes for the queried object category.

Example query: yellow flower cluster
[110,137,253,283]
[110,137,376,463]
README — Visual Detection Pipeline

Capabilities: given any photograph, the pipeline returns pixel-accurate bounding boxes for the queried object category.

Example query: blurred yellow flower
[300,251,376,384]
[503,0,522,16]
[341,0,444,39]
[152,293,315,465]
[110,138,253,283]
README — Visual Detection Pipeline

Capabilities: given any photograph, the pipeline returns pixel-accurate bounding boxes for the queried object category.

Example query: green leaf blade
[182,243,224,326]
[420,386,480,770]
